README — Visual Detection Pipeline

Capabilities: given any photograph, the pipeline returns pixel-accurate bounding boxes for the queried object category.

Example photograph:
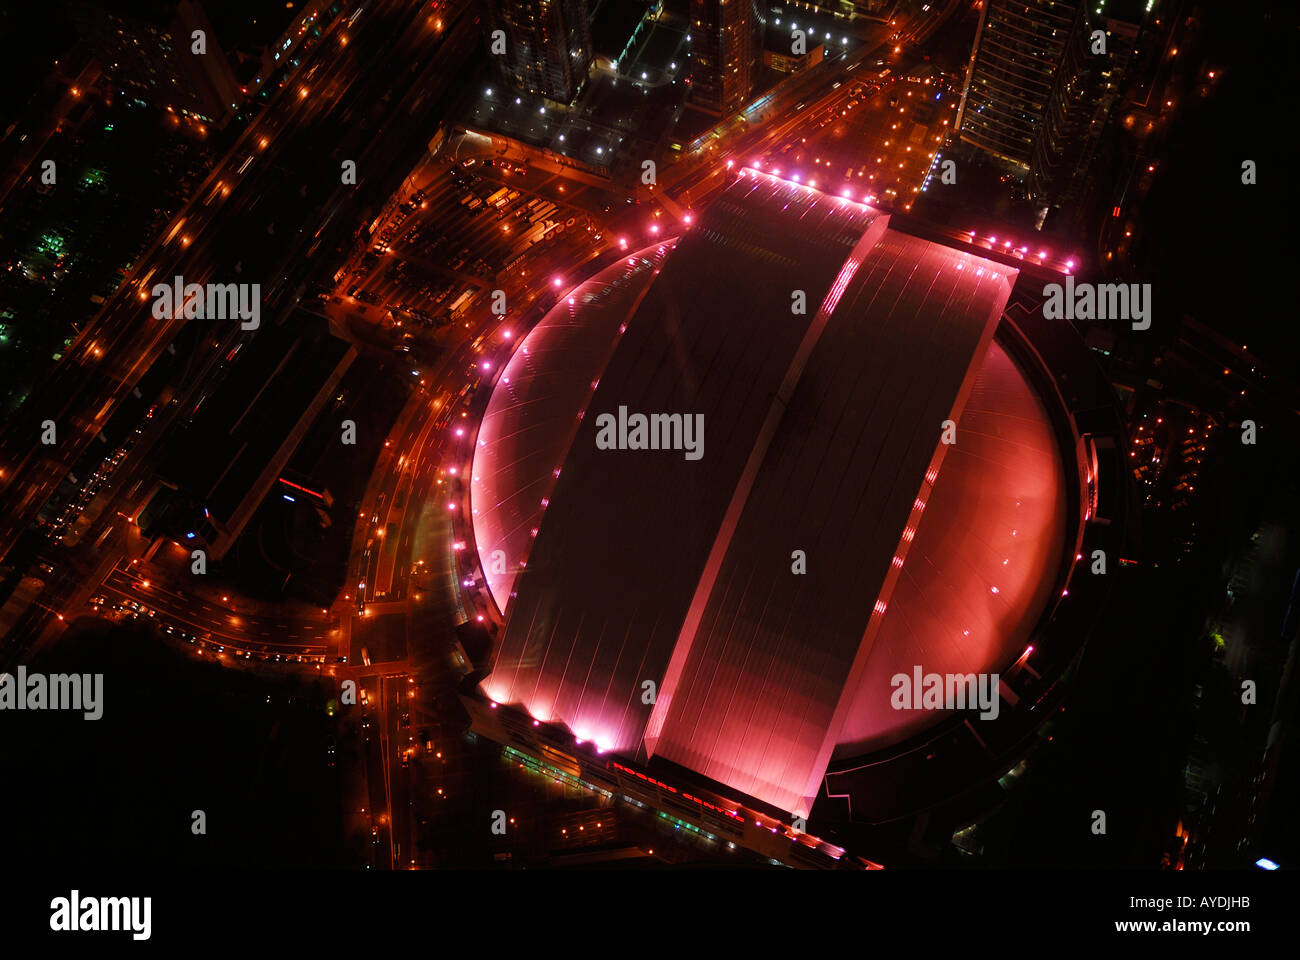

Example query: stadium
[457,170,1132,864]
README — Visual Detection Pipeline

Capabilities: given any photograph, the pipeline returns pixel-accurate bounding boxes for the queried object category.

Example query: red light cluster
[680,792,743,821]
[608,762,745,821]
[609,761,677,793]
[278,477,325,499]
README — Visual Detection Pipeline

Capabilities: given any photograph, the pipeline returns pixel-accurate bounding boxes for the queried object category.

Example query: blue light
[185,532,195,539]
[1256,857,1280,870]
[282,495,296,503]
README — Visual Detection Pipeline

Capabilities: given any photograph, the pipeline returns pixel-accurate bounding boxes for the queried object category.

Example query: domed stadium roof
[469,172,1082,816]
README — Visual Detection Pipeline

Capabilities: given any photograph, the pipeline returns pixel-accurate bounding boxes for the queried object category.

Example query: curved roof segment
[470,243,676,613]
[833,339,1067,758]
[471,172,1071,817]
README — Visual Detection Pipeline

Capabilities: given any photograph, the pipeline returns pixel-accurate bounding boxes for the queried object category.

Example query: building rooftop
[473,171,1083,816]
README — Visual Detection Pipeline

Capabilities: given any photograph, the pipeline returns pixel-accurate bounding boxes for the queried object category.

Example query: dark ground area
[0,618,348,868]
[1135,0,1298,361]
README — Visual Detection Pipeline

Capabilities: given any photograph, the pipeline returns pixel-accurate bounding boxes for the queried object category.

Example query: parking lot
[334,154,618,332]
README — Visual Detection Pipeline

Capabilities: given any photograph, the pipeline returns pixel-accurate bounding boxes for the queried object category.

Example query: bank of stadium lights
[960,229,1075,272]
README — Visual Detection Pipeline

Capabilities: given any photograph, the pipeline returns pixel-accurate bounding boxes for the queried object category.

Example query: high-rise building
[70,0,241,127]
[958,0,1146,215]
[688,0,764,117]
[1030,6,1142,210]
[484,0,593,105]
[956,0,1087,169]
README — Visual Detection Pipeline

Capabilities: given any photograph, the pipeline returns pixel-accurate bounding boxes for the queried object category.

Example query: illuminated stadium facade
[457,171,1132,865]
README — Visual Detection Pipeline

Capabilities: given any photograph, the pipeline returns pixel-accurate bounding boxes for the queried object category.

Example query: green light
[35,231,68,260]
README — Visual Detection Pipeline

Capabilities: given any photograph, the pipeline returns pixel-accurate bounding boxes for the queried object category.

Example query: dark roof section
[77,0,180,27]
[159,315,348,524]
[589,0,651,58]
